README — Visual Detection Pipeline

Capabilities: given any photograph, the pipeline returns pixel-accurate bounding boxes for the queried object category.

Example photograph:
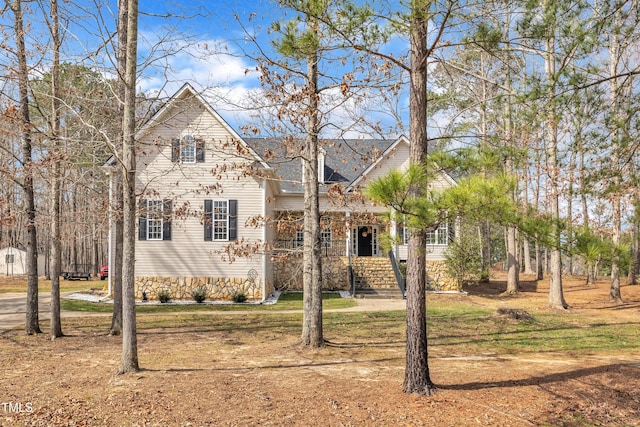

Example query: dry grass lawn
[1,273,640,426]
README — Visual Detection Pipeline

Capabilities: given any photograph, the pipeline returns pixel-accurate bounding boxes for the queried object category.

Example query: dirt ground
[1,274,640,426]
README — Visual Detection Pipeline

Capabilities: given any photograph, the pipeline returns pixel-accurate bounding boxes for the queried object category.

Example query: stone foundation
[426,260,459,291]
[135,276,262,301]
[273,256,349,291]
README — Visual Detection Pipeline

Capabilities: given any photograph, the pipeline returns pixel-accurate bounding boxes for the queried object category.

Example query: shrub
[444,223,483,290]
[232,292,247,303]
[157,288,171,303]
[192,286,207,303]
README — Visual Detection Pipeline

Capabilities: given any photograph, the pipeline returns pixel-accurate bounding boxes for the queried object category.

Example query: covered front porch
[270,211,399,291]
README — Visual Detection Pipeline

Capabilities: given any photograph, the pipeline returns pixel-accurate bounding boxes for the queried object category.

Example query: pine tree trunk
[300,15,323,348]
[403,2,434,395]
[608,17,623,303]
[543,17,566,310]
[505,225,519,294]
[480,221,491,280]
[628,214,638,285]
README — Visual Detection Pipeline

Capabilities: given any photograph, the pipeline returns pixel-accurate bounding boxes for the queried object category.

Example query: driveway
[0,292,407,333]
[0,292,54,333]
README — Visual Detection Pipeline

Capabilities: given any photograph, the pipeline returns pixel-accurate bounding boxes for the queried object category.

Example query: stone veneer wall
[135,276,262,301]
[426,260,459,291]
[273,256,349,291]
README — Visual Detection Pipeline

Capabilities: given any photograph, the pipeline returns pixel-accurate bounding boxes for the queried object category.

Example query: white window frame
[181,134,196,164]
[397,215,409,245]
[147,200,164,240]
[426,222,449,245]
[295,230,304,247]
[212,200,229,241]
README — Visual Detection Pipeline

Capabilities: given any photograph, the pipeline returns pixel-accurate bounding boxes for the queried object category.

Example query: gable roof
[138,83,270,169]
[245,138,394,193]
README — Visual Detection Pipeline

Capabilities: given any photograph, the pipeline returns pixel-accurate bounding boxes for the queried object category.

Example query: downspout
[107,168,113,297]
[346,211,355,296]
[261,178,267,302]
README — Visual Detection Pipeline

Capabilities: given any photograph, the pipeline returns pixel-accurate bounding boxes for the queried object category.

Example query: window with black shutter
[139,199,172,240]
[203,199,237,241]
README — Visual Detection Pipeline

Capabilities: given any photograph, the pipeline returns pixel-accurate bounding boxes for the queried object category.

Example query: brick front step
[348,257,400,290]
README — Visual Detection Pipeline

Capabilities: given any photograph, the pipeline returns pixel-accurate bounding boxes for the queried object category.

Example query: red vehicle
[99,264,109,280]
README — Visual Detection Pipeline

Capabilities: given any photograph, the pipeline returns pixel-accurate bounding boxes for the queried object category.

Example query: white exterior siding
[135,92,268,282]
[353,142,410,190]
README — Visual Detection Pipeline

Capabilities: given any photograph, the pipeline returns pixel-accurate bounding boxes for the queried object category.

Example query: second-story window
[171,136,205,163]
[181,135,196,163]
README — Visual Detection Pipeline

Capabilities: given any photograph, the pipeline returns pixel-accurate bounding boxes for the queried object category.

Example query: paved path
[0,292,53,333]
[0,293,407,333]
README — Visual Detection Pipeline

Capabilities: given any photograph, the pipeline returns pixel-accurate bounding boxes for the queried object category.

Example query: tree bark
[403,1,434,395]
[608,15,623,303]
[300,14,323,348]
[118,0,139,374]
[110,0,128,337]
[505,225,519,294]
[543,15,567,310]
[49,0,63,339]
[628,208,638,285]
[10,0,41,335]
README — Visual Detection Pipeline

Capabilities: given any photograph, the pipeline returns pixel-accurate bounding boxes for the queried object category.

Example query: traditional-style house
[106,84,457,302]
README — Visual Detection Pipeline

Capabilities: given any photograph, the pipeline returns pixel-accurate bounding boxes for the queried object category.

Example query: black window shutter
[171,138,180,162]
[204,200,213,241]
[196,138,205,163]
[448,221,455,242]
[162,200,172,240]
[138,199,147,240]
[228,200,237,241]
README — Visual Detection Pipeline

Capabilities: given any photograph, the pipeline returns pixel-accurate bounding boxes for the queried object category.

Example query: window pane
[147,200,163,240]
[437,223,448,245]
[181,135,196,163]
[213,200,228,240]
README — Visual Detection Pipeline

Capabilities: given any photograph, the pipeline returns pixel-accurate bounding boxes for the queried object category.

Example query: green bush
[232,292,247,303]
[191,286,207,303]
[157,288,171,303]
[444,223,483,290]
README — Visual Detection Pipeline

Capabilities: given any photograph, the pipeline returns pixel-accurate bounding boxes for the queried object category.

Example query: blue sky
[0,0,413,137]
[129,0,411,137]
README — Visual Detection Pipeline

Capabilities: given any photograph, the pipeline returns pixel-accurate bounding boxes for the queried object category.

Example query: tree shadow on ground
[463,279,539,298]
[438,363,640,391]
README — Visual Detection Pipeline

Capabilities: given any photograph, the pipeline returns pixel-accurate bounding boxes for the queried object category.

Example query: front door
[357,226,373,256]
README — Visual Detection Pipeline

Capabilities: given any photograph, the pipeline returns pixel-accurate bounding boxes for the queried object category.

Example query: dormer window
[171,135,205,163]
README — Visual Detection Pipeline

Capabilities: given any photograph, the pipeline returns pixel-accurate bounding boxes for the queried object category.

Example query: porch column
[345,211,351,256]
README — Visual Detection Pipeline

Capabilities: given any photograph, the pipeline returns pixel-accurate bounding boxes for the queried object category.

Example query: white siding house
[106,83,458,301]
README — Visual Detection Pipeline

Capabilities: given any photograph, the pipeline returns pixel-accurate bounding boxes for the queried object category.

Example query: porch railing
[273,239,347,257]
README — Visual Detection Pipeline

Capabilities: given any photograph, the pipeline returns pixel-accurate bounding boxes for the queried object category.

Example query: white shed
[0,246,45,276]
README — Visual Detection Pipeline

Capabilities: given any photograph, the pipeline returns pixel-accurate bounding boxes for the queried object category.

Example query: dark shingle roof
[244,138,394,193]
